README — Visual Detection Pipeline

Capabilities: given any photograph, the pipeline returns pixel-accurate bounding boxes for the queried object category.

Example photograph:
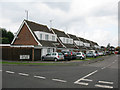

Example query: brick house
[11,20,64,61]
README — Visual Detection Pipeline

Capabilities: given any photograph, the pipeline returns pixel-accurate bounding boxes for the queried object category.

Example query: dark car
[61,51,72,60]
[117,51,120,54]
[106,51,111,55]
[71,52,77,60]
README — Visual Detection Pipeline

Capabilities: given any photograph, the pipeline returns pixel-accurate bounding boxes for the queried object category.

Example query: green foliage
[0,28,14,44]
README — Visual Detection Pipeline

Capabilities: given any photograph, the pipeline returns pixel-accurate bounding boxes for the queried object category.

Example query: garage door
[34,49,41,60]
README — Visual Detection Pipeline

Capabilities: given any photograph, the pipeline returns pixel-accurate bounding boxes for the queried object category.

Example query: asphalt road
[1,55,119,89]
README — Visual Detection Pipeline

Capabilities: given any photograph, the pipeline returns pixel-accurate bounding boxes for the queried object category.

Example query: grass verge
[0,61,76,66]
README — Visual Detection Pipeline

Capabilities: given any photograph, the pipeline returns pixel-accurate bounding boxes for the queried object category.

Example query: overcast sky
[0,0,119,47]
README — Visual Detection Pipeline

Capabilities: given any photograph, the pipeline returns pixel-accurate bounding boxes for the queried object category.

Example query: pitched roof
[78,37,87,43]
[51,28,69,37]
[64,44,78,49]
[39,40,64,48]
[24,20,64,48]
[67,34,79,40]
[25,20,53,34]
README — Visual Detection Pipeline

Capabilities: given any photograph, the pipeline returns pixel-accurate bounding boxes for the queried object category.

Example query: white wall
[84,43,90,47]
[59,37,73,44]
[94,45,100,49]
[74,40,84,46]
[34,31,57,41]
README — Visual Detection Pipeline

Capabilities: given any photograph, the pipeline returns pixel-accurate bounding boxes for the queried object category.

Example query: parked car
[103,51,106,56]
[86,52,97,58]
[98,52,104,56]
[71,52,77,60]
[106,51,111,55]
[61,51,72,60]
[41,52,64,61]
[117,51,120,54]
[115,51,118,54]
[76,52,86,59]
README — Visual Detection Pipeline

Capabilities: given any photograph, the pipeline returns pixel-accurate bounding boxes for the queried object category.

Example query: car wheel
[54,58,58,62]
[80,57,83,60]
[42,57,44,61]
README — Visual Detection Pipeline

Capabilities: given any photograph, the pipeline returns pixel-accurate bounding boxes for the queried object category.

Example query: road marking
[18,73,29,76]
[102,60,117,69]
[75,82,88,85]
[82,79,93,82]
[6,71,15,74]
[0,70,2,72]
[74,70,98,84]
[95,84,113,88]
[101,67,106,69]
[98,81,113,84]
[52,79,67,83]
[34,75,46,79]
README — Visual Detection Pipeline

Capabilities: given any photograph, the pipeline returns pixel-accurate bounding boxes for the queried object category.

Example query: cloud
[0,0,118,47]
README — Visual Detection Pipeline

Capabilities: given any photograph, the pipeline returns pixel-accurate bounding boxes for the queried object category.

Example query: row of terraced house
[2,20,101,61]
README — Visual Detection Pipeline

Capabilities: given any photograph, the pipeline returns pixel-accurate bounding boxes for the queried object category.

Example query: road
[1,55,119,89]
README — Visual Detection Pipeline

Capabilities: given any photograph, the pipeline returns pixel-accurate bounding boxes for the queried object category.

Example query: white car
[76,52,86,59]
[98,52,104,56]
[41,52,64,61]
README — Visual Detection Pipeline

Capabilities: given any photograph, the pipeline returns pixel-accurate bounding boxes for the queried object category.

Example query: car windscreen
[58,53,63,55]
[46,53,51,56]
[76,53,81,55]
[52,53,56,55]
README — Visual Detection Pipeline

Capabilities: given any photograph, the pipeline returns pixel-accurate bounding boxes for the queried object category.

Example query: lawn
[1,56,104,65]
[0,61,76,66]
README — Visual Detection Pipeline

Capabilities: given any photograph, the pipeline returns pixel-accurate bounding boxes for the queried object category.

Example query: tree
[0,28,14,44]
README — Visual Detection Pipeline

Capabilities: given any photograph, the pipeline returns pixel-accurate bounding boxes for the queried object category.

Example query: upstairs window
[66,39,68,44]
[45,34,49,40]
[52,36,55,41]
[40,34,42,40]
[63,38,65,43]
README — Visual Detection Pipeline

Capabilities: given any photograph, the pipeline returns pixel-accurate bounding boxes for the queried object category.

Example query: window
[63,38,65,43]
[52,53,56,55]
[45,34,49,40]
[46,53,51,56]
[66,39,68,44]
[52,36,55,41]
[70,39,73,44]
[40,34,42,40]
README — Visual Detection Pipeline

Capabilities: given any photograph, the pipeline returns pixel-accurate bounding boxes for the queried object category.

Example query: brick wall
[13,23,38,45]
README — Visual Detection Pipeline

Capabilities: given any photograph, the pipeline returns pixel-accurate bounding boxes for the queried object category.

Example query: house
[67,33,84,51]
[51,28,78,52]
[11,20,64,61]
[2,19,101,61]
[92,42,100,50]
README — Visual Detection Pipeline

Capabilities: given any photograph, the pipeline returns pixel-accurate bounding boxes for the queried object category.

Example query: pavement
[1,55,119,89]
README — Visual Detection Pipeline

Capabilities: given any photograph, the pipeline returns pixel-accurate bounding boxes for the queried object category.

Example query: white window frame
[52,35,55,41]
[45,34,49,40]
[40,33,42,40]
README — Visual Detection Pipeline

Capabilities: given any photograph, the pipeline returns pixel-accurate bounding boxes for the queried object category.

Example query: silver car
[76,52,86,59]
[41,52,64,61]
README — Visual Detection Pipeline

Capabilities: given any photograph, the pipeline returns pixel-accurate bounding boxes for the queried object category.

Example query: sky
[0,0,119,47]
